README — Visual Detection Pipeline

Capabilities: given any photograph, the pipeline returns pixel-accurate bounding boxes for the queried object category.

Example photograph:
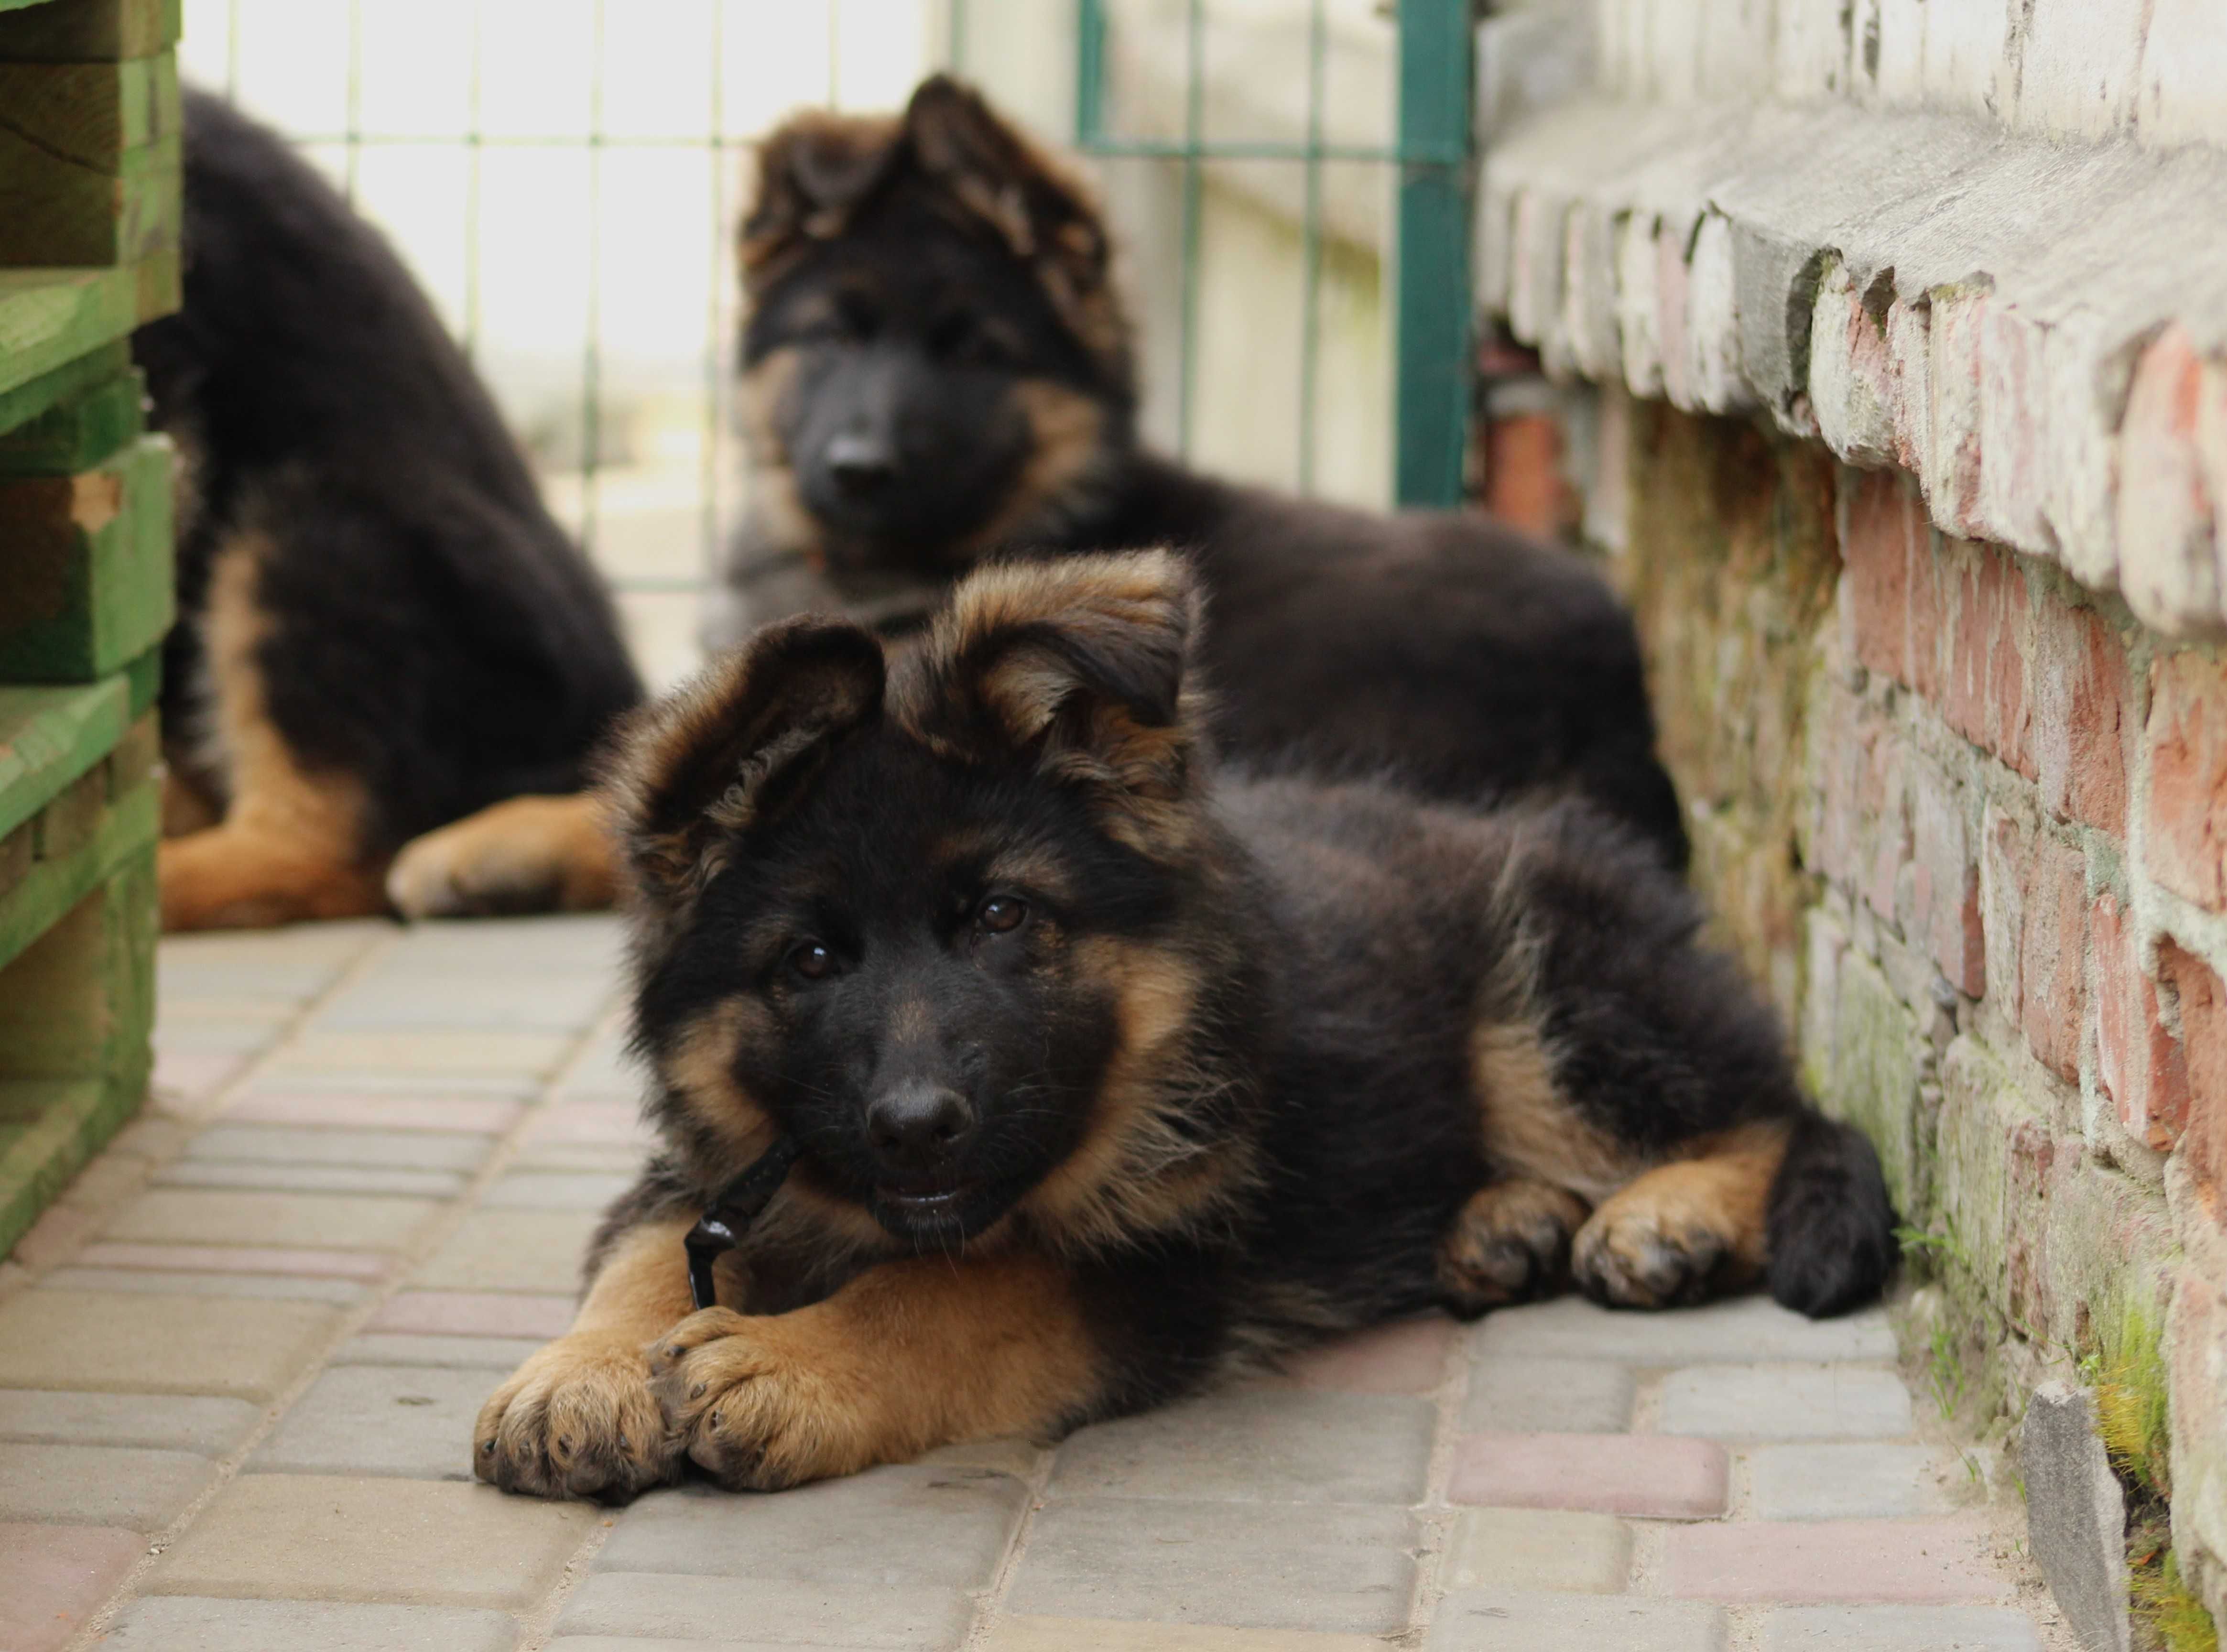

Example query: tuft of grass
[1926,1319,1966,1422]
[2130,1546,2217,1652]
[2093,1308,2174,1500]
[1896,1221,1971,1272]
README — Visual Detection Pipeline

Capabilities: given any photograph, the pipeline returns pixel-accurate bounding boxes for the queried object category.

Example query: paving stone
[151,1049,248,1105]
[917,1435,1043,1476]
[1005,1498,1415,1634]
[0,1292,337,1400]
[160,996,299,1024]
[276,1030,574,1078]
[1759,1604,2046,1650]
[99,1189,442,1252]
[242,1070,542,1099]
[1661,1519,2010,1603]
[549,1642,874,1652]
[332,1333,550,1369]
[222,1091,525,1133]
[558,1574,972,1649]
[1050,1391,1434,1505]
[152,1475,596,1608]
[2021,1381,2130,1652]
[315,971,614,1032]
[369,1291,576,1339]
[1276,1314,1453,1393]
[0,1522,146,1652]
[10,1202,99,1267]
[520,1103,658,1148]
[553,1029,641,1100]
[1471,1296,1898,1365]
[1659,1365,1914,1441]
[154,1018,284,1056]
[75,1242,391,1279]
[0,1390,261,1454]
[104,1596,522,1652]
[512,1141,657,1175]
[251,1364,495,1480]
[1442,1507,1630,1593]
[0,1443,218,1528]
[1450,1432,1729,1518]
[1746,1443,1957,1519]
[40,1268,369,1304]
[982,1622,1387,1651]
[600,1467,1026,1587]
[154,1161,473,1197]
[413,1209,601,1293]
[183,1125,494,1172]
[376,914,625,977]
[1462,1356,1634,1433]
[1426,1591,1728,1652]
[482,1171,638,1210]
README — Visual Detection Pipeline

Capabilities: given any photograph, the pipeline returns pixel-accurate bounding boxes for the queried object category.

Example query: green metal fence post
[1392,0,1473,509]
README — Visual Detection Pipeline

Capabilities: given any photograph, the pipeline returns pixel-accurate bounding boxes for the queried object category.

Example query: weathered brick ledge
[1479,95,2227,635]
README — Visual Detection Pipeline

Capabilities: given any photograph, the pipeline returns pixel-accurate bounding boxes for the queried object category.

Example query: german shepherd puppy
[391,75,1684,919]
[138,90,640,928]
[473,551,1892,1503]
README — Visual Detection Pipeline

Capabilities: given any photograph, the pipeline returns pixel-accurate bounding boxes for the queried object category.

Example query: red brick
[2094,894,2190,1151]
[2031,603,2129,836]
[2018,834,2087,1082]
[2161,940,2227,1213]
[1906,520,1947,702]
[1448,1431,1728,1519]
[1983,551,2034,778]
[1907,766,1984,995]
[2145,652,2227,911]
[1281,1314,1453,1395]
[1661,1518,2009,1603]
[1844,469,1912,685]
[1981,804,2030,1026]
[0,1523,144,1652]
[1944,543,1993,749]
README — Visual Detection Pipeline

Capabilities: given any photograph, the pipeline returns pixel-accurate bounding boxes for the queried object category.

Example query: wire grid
[1075,0,1473,505]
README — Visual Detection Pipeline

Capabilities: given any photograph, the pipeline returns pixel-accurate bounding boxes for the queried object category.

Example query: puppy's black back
[139,90,641,849]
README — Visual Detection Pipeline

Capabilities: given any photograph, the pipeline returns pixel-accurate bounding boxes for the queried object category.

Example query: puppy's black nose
[865,1080,974,1182]
[826,430,897,497]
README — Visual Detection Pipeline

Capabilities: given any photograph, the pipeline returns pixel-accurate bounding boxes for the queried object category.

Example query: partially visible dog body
[474,551,1894,1503]
[391,75,1685,919]
[140,90,640,929]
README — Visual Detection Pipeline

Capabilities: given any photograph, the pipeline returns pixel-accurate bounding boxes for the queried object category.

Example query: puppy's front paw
[646,1306,880,1491]
[1438,1179,1591,1317]
[475,1334,675,1502]
[1571,1164,1761,1309]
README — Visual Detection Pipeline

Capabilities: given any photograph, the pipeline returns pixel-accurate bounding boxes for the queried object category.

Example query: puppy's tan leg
[385,793,618,919]
[646,1249,1099,1491]
[1438,1179,1593,1317]
[475,1216,697,1502]
[1572,1120,1792,1309]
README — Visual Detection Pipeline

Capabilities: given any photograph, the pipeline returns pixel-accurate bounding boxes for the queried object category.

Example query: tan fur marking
[951,380,1108,560]
[475,1216,698,1500]
[384,792,619,919]
[660,997,781,1164]
[159,763,221,837]
[1472,1020,1639,1204]
[645,1248,1100,1489]
[1572,1119,1793,1308]
[158,532,386,930]
[1018,936,1244,1252]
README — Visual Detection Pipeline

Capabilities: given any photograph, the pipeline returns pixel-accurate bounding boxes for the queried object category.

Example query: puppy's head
[736,76,1132,576]
[615,551,1224,1252]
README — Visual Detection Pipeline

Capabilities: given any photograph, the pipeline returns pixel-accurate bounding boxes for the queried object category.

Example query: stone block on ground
[1274,1314,1453,1393]
[2017,1382,2130,1652]
[557,1573,973,1650]
[40,1266,367,1304]
[367,1291,575,1340]
[1442,1507,1631,1593]
[0,1441,217,1528]
[0,1290,336,1399]
[331,1333,549,1370]
[0,1522,146,1652]
[413,1209,600,1294]
[249,1363,495,1480]
[1760,1603,2046,1649]
[1004,1497,1415,1634]
[181,1125,493,1172]
[1658,1365,1913,1440]
[1744,1442,1957,1519]
[981,1622,1389,1651]
[0,1389,259,1454]
[98,1188,440,1252]
[1470,1296,1896,1364]
[1450,1431,1729,1518]
[1426,1591,1728,1651]
[102,1595,521,1652]
[1462,1355,1635,1432]
[1662,1518,2010,1603]
[1049,1391,1435,1505]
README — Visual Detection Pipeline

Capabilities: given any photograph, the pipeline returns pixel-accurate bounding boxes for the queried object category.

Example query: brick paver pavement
[0,915,2077,1651]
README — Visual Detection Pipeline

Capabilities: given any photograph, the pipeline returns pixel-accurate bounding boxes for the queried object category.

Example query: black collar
[684,1137,801,1311]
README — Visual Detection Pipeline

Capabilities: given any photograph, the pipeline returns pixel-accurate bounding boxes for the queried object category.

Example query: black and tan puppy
[392,75,1684,918]
[139,90,640,928]
[474,551,1892,1503]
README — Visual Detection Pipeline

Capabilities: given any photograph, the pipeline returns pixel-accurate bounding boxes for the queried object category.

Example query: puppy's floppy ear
[609,616,884,902]
[901,550,1205,851]
[740,110,904,276]
[901,75,1123,367]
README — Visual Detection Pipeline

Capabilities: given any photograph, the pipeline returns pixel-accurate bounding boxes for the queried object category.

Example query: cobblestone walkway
[0,915,2073,1651]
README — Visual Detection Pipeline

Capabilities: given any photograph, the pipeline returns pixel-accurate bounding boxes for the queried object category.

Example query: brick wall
[1605,394,2227,1620]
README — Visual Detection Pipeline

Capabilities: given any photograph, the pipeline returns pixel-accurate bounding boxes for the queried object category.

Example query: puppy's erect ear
[899,550,1205,853]
[609,616,884,902]
[740,110,904,276]
[901,76,1124,367]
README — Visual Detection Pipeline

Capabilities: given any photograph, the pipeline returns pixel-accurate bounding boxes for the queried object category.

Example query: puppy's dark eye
[788,941,836,981]
[975,896,1027,935]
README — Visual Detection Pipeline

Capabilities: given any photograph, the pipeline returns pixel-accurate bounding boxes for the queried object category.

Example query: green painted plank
[0,132,181,268]
[0,365,141,472]
[0,0,182,62]
[0,335,126,436]
[0,767,154,970]
[120,637,159,716]
[0,0,66,14]
[0,265,139,398]
[1393,0,1475,509]
[0,676,123,840]
[0,52,177,164]
[0,432,174,680]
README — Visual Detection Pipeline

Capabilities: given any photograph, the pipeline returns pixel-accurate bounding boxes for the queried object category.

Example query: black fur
[713,76,1688,868]
[138,89,640,858]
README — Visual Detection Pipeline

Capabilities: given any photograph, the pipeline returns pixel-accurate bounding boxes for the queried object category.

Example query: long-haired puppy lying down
[475,551,1895,1502]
